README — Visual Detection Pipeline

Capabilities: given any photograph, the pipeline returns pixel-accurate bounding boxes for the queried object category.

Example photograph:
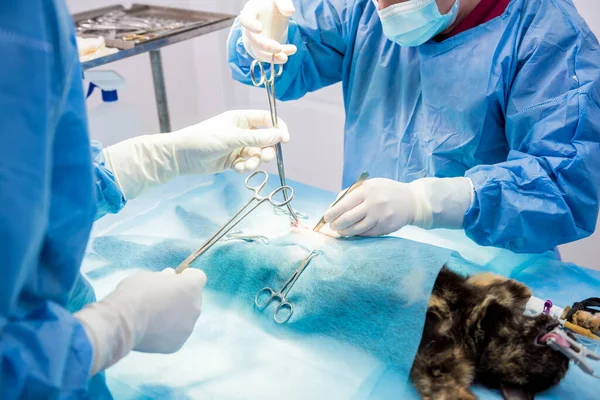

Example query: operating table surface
[82,172,600,400]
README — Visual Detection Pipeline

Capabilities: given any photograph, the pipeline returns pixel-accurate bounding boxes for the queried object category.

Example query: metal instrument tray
[73,4,234,69]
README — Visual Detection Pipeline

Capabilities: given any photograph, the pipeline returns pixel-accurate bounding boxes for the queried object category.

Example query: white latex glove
[75,268,206,376]
[103,110,290,200]
[240,0,297,63]
[324,177,474,237]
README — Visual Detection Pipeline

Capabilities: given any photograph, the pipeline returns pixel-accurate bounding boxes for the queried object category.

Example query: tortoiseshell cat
[410,266,570,400]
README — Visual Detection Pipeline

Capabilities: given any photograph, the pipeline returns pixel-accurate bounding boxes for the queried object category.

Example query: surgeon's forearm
[464,162,598,253]
[75,301,137,376]
[462,80,600,253]
[409,177,474,230]
[227,17,257,82]
[0,307,95,398]
[101,134,178,201]
[91,141,127,219]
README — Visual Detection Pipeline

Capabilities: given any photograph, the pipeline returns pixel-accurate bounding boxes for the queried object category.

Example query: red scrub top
[437,0,512,40]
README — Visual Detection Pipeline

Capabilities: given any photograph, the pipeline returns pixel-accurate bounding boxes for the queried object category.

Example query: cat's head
[470,297,570,399]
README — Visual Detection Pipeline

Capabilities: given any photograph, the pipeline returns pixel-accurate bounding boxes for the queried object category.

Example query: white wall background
[71,0,600,269]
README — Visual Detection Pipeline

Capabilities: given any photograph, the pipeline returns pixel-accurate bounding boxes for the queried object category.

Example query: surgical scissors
[250,56,299,223]
[255,250,321,324]
[175,170,294,274]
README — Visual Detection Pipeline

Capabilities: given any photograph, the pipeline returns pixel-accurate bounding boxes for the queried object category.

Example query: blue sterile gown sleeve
[0,0,125,398]
[92,142,127,219]
[227,0,600,253]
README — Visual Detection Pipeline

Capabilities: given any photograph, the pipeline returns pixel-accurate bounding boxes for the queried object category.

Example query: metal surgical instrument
[546,326,600,378]
[273,207,309,220]
[255,250,321,324]
[175,170,293,274]
[250,56,299,223]
[313,171,370,232]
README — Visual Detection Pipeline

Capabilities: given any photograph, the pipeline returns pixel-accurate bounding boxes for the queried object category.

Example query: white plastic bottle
[84,70,145,147]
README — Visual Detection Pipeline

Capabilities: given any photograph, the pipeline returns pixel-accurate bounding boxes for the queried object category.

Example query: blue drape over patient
[88,221,455,398]
[192,230,453,389]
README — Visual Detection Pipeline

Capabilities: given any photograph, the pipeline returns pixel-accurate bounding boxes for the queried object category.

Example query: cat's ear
[500,385,535,400]
[468,295,512,333]
[498,279,533,310]
[467,273,532,310]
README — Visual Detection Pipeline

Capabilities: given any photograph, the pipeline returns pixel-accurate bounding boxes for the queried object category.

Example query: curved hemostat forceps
[175,170,294,274]
[250,55,299,223]
[273,207,309,220]
[545,326,600,378]
[255,250,321,324]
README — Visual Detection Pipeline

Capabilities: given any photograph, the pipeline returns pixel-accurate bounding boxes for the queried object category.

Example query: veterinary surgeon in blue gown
[0,0,290,398]
[228,0,600,253]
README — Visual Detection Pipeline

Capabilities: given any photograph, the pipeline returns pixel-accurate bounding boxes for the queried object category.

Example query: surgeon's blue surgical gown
[0,0,125,397]
[228,0,600,253]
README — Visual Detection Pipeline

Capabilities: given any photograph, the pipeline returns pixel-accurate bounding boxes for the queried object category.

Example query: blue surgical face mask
[373,0,460,47]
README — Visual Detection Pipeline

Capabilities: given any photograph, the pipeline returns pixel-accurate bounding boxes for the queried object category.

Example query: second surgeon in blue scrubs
[228,0,600,253]
[0,1,290,398]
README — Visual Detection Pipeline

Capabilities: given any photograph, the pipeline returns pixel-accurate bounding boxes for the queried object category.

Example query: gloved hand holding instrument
[240,0,299,222]
[102,110,289,201]
[239,0,297,64]
[324,176,474,237]
[75,268,207,376]
[74,109,292,376]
